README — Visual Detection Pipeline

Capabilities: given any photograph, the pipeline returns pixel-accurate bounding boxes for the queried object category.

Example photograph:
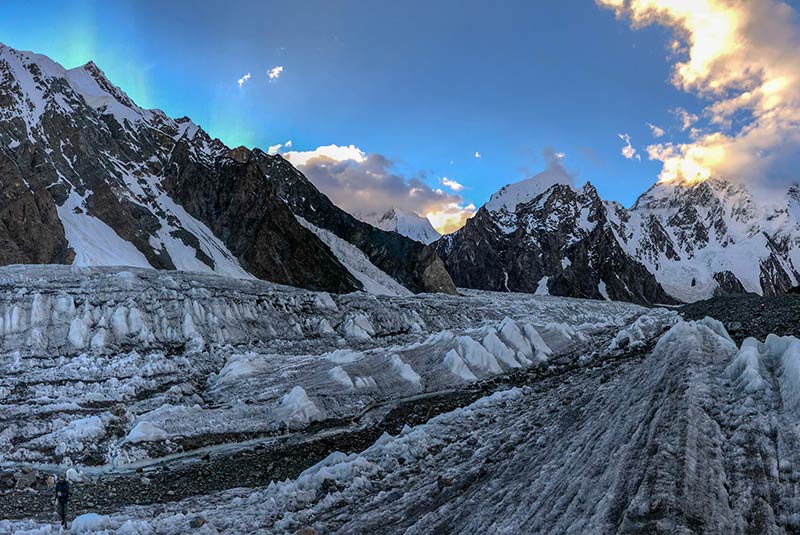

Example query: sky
[2,0,799,233]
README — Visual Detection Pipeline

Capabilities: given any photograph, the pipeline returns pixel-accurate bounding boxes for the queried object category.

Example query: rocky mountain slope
[356,207,442,245]
[0,44,454,295]
[437,169,800,303]
[436,169,674,304]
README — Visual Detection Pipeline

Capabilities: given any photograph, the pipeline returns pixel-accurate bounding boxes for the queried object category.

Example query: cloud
[672,108,698,131]
[237,73,251,87]
[440,177,464,192]
[598,0,800,188]
[284,144,475,234]
[647,122,665,138]
[284,144,366,166]
[474,151,481,158]
[267,140,293,155]
[268,65,284,80]
[618,133,641,161]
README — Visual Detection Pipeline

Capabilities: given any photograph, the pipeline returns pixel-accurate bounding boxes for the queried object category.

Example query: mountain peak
[484,166,575,214]
[356,207,441,244]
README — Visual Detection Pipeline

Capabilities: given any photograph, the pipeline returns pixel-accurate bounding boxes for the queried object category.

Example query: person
[55,473,69,529]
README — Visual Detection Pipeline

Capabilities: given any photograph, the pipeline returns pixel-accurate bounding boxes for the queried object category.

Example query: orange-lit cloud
[284,144,475,235]
[598,0,800,187]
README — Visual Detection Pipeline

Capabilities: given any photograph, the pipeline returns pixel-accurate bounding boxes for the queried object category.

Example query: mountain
[435,170,673,304]
[436,171,800,303]
[609,178,800,302]
[355,208,441,244]
[0,44,455,295]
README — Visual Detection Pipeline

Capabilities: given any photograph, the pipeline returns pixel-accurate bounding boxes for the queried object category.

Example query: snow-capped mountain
[610,178,800,302]
[436,170,800,303]
[436,169,674,304]
[356,208,441,244]
[0,44,455,295]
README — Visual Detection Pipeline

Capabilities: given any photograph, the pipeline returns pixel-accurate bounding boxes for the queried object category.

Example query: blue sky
[4,0,800,231]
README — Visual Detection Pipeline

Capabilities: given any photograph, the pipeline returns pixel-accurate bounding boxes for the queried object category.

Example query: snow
[0,265,682,521]
[482,331,521,369]
[534,276,550,296]
[485,166,574,215]
[0,265,698,534]
[728,334,800,409]
[65,63,149,129]
[456,336,502,373]
[356,207,442,244]
[343,314,375,340]
[57,191,151,269]
[296,216,412,296]
[598,280,610,300]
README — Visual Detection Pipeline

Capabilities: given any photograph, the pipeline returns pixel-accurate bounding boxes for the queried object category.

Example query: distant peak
[485,166,575,213]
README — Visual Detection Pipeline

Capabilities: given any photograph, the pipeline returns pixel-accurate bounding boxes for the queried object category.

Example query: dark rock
[713,271,747,296]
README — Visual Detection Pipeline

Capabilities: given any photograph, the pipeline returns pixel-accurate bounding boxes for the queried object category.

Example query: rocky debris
[680,293,800,343]
[0,469,51,492]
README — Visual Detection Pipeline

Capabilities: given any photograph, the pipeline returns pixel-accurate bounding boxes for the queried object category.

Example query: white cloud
[672,108,699,131]
[647,122,666,138]
[440,177,464,192]
[599,0,800,187]
[267,140,294,155]
[618,133,641,161]
[474,151,481,158]
[237,73,251,87]
[284,144,366,166]
[284,144,475,234]
[268,65,284,80]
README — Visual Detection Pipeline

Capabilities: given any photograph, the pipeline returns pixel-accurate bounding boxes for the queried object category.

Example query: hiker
[55,473,69,529]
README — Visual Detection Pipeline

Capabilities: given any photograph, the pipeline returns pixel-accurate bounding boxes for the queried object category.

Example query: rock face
[437,170,800,303]
[0,43,454,295]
